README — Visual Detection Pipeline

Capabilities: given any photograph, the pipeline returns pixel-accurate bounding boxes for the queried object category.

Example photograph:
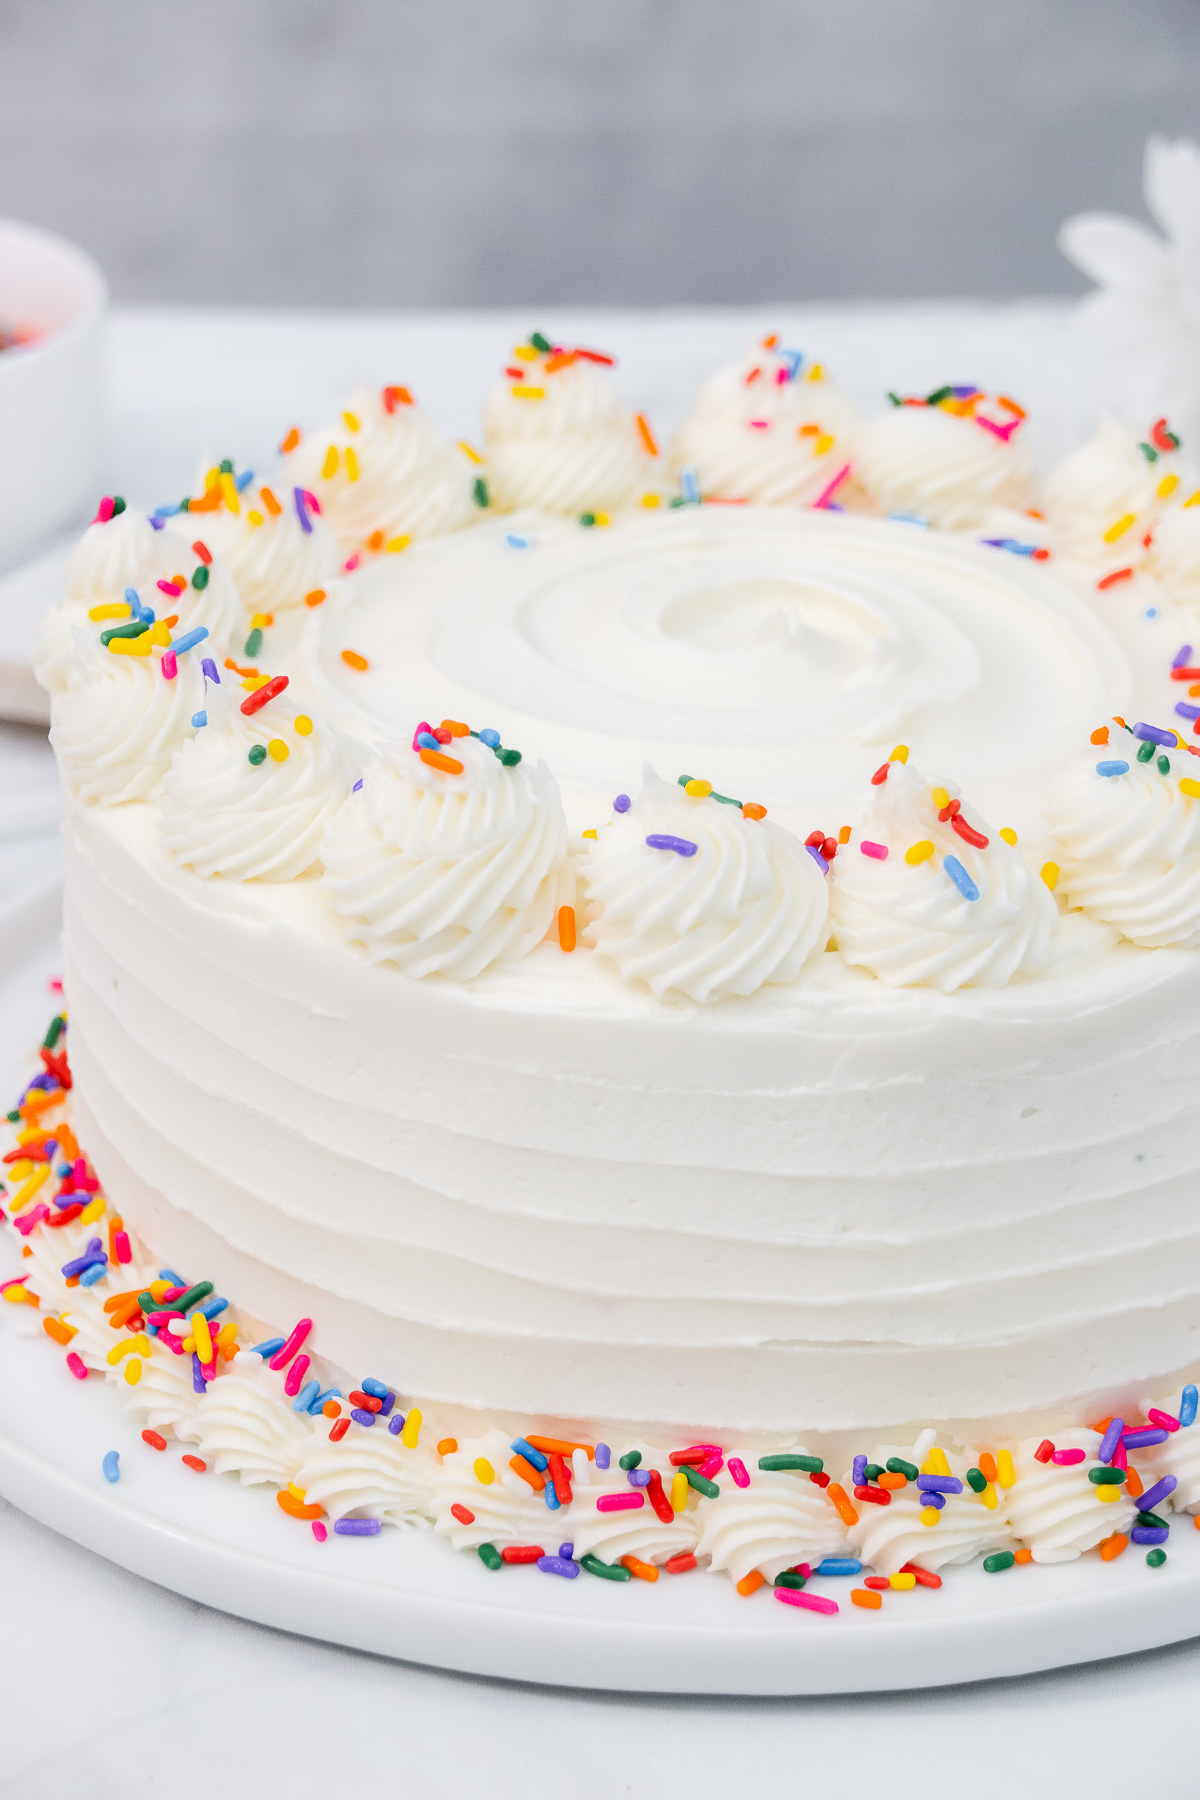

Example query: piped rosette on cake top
[581,768,829,1003]
[284,384,480,555]
[666,334,860,510]
[1044,718,1200,949]
[321,720,574,979]
[1043,415,1188,582]
[853,384,1036,530]
[829,748,1057,991]
[166,459,342,613]
[481,332,658,519]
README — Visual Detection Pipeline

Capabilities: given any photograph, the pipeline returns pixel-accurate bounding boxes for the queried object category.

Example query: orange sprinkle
[1100,1533,1129,1561]
[1090,727,1110,745]
[322,1401,341,1418]
[998,395,1027,419]
[526,1435,595,1460]
[419,747,463,775]
[878,1471,907,1490]
[736,1570,765,1597]
[277,1489,323,1520]
[1113,715,1128,729]
[43,1316,77,1346]
[188,489,221,513]
[304,588,326,608]
[509,1454,547,1492]
[279,428,301,454]
[107,1215,124,1260]
[635,413,659,457]
[620,1554,658,1582]
[368,530,384,552]
[107,1297,142,1331]
[852,1588,883,1609]
[557,905,577,953]
[742,802,767,821]
[55,1125,79,1161]
[1097,568,1134,590]
[827,1482,859,1528]
[260,485,282,514]
[1126,1465,1144,1500]
[762,333,779,349]
[439,719,471,737]
[978,1451,998,1483]
[1014,1548,1033,1564]
[224,657,259,677]
[437,1437,458,1456]
[102,1288,143,1314]
[837,824,852,844]
[384,384,414,409]
[341,649,369,671]
[22,1087,64,1118]
[544,350,578,373]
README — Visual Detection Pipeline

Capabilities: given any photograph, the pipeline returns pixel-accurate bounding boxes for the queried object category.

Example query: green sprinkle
[774,1571,806,1589]
[1137,1509,1170,1531]
[886,1458,919,1481]
[529,331,552,354]
[581,1553,631,1582]
[100,621,149,646]
[864,1464,884,1483]
[111,496,126,516]
[925,385,954,406]
[683,1464,720,1498]
[619,1450,642,1471]
[983,1551,1015,1574]
[1139,441,1159,463]
[496,747,522,767]
[1146,1547,1167,1568]
[171,1281,214,1314]
[6,1109,20,1124]
[136,1291,156,1312]
[248,745,267,766]
[244,628,263,659]
[1088,1467,1126,1485]
[887,391,902,406]
[472,477,489,509]
[192,565,209,591]
[43,1015,65,1050]
[477,1542,503,1571]
[180,497,191,512]
[1158,754,1171,775]
[710,790,742,807]
[1137,740,1156,763]
[758,1454,823,1473]
[219,458,234,474]
[579,513,596,527]
[966,1467,987,1494]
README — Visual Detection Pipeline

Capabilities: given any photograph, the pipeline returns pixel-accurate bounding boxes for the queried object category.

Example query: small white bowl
[0,217,106,575]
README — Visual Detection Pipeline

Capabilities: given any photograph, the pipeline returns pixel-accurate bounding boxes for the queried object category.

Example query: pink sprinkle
[1148,1409,1181,1433]
[160,1332,185,1356]
[269,1318,313,1371]
[344,554,360,572]
[729,1457,750,1489]
[811,461,852,510]
[160,649,177,681]
[1051,1448,1086,1466]
[775,366,789,385]
[860,841,889,860]
[73,1158,87,1186]
[94,496,115,524]
[1111,1439,1128,1470]
[303,489,321,514]
[15,1203,49,1236]
[114,1230,131,1264]
[0,1276,28,1293]
[794,1562,812,1578]
[976,414,1019,443]
[65,1352,89,1380]
[596,1492,645,1513]
[157,579,183,597]
[411,720,432,752]
[200,1359,217,1381]
[283,1353,311,1397]
[699,1453,724,1481]
[49,978,63,993]
[312,1520,328,1542]
[748,419,770,429]
[775,1587,838,1615]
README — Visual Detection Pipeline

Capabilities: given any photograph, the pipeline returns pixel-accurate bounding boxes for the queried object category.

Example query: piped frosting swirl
[854,389,1036,530]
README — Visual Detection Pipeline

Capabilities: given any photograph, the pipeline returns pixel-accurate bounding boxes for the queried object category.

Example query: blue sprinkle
[171,626,209,657]
[251,1336,286,1358]
[1173,644,1193,669]
[361,1377,388,1399]
[505,533,532,549]
[191,710,208,728]
[916,1474,963,1494]
[194,1296,227,1320]
[1181,1383,1198,1428]
[645,834,698,857]
[352,778,363,793]
[152,505,179,519]
[192,1353,207,1394]
[416,731,440,749]
[79,1263,108,1288]
[1144,606,1160,620]
[943,855,979,902]
[537,1554,578,1578]
[815,1557,863,1577]
[478,728,500,748]
[124,586,140,606]
[679,466,700,505]
[159,1270,185,1285]
[102,1451,120,1484]
[627,1468,651,1488]
[886,510,929,528]
[236,468,255,491]
[511,1437,548,1472]
[852,1455,867,1487]
[595,1442,610,1471]
[1175,703,1200,720]
[308,1387,342,1415]
[388,1414,404,1434]
[292,1380,321,1413]
[55,1162,72,1178]
[1133,721,1176,747]
[544,1478,561,1511]
[201,658,220,684]
[334,1518,382,1536]
[350,1407,376,1427]
[1096,760,1130,777]
[613,794,631,813]
[777,347,804,380]
[379,1391,396,1417]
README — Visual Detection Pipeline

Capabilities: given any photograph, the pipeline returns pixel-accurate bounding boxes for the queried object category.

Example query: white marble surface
[3,303,1197,1796]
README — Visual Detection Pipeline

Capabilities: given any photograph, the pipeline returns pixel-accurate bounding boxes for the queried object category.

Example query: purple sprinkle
[628,1468,651,1488]
[613,795,630,814]
[352,779,363,793]
[1099,1417,1125,1463]
[595,1442,610,1470]
[1175,703,1200,720]
[1130,1526,1169,1545]
[1138,1474,1177,1514]
[537,1554,578,1578]
[388,1414,404,1435]
[1173,644,1193,668]
[60,1252,106,1278]
[559,1541,574,1559]
[349,1407,376,1428]
[150,515,166,531]
[334,1518,382,1536]
[645,834,697,857]
[916,1474,963,1493]
[378,1391,396,1417]
[201,657,220,684]
[294,486,312,534]
[923,1490,946,1510]
[1133,722,1176,747]
[191,1352,207,1394]
[806,845,829,873]
[1123,1427,1170,1449]
[852,1455,867,1487]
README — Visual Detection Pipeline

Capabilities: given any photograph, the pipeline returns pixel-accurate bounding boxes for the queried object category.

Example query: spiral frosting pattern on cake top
[482,335,655,517]
[854,387,1036,530]
[583,766,829,1003]
[50,628,208,806]
[667,336,860,508]
[829,753,1057,991]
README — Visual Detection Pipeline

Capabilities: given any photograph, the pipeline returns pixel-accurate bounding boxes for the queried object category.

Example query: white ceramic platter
[3,921,1200,1695]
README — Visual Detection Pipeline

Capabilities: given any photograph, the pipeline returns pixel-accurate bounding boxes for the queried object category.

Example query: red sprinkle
[809,1471,831,1488]
[870,762,891,785]
[951,814,989,849]
[192,540,212,564]
[863,1576,891,1590]
[645,1468,675,1524]
[450,1503,476,1525]
[329,1417,351,1442]
[547,1451,573,1506]
[1097,568,1133,590]
[241,674,290,717]
[665,1553,697,1574]
[900,1562,943,1589]
[181,1455,207,1472]
[501,1544,545,1563]
[854,1484,891,1506]
[1170,667,1200,681]
[1034,1439,1055,1463]
[348,1390,383,1413]
[141,1429,167,1451]
[45,1203,83,1228]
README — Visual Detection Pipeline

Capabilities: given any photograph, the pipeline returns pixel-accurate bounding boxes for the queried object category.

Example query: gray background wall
[0,0,1197,308]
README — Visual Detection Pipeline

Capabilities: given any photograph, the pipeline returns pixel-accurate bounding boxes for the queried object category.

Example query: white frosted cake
[13,336,1200,1590]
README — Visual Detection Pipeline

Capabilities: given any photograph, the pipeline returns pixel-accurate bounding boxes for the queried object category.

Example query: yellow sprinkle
[905,840,935,865]
[219,472,240,514]
[511,385,545,399]
[924,1446,952,1478]
[815,432,834,455]
[125,1356,142,1386]
[343,410,360,433]
[6,1160,34,1180]
[217,1321,238,1352]
[1184,488,1200,509]
[1103,512,1136,543]
[807,362,824,382]
[268,739,289,762]
[931,787,950,809]
[889,1572,917,1590]
[1041,861,1060,891]
[1181,778,1200,799]
[999,827,1018,845]
[513,344,539,361]
[474,1457,496,1485]
[192,1313,213,1364]
[582,828,598,839]
[889,745,909,764]
[685,778,712,797]
[345,446,359,482]
[247,509,264,528]
[88,602,131,621]
[11,1166,50,1212]
[1098,1483,1121,1503]
[401,1406,422,1449]
[149,1279,173,1301]
[920,1506,941,1527]
[147,620,171,646]
[996,1449,1016,1488]
[1158,473,1180,499]
[386,535,411,553]
[108,636,152,657]
[288,1482,308,1501]
[594,511,611,527]
[294,715,313,736]
[80,1196,106,1225]
[251,613,271,629]
[322,445,338,479]
[243,674,271,691]
[107,1337,140,1365]
[457,440,484,464]
[204,467,220,492]
[980,1481,998,1510]
[641,493,661,508]
[670,1471,688,1513]
[181,1337,195,1354]
[3,1284,36,1306]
